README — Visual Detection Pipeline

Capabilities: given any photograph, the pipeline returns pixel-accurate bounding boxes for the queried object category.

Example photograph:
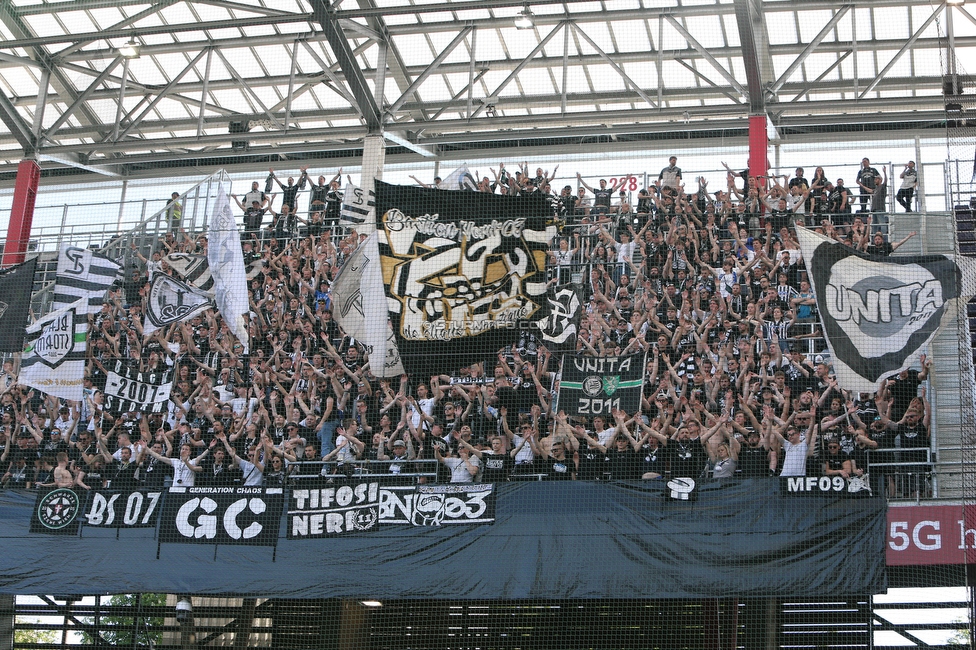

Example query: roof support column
[358,134,386,235]
[2,159,39,266]
[749,114,768,189]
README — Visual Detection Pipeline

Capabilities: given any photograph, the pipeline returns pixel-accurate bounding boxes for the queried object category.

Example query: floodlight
[118,40,141,59]
[514,6,535,29]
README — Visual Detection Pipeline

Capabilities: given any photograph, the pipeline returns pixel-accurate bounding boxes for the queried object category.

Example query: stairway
[908,208,976,498]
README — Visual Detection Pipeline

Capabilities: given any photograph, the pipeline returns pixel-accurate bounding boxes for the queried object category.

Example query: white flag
[331,232,403,377]
[441,164,478,191]
[208,186,250,354]
[19,297,87,402]
[53,246,122,314]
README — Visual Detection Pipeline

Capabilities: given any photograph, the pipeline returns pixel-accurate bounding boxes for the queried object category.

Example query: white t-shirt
[780,438,808,476]
[615,240,636,264]
[169,456,200,486]
[443,456,480,483]
[513,435,535,464]
[237,458,264,486]
[409,398,436,430]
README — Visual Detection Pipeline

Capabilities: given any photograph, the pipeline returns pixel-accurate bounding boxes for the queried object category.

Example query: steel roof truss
[469,21,568,120]
[0,89,35,153]
[785,50,852,105]
[672,59,743,105]
[54,2,178,60]
[116,49,209,140]
[299,40,359,109]
[858,4,943,99]
[312,0,382,132]
[387,26,473,116]
[664,14,746,98]
[569,22,656,110]
[41,57,123,142]
[770,6,850,96]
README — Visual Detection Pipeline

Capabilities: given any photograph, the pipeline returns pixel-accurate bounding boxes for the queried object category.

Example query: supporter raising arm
[434,439,480,483]
[228,437,267,487]
[700,414,739,478]
[145,440,203,487]
[768,403,817,476]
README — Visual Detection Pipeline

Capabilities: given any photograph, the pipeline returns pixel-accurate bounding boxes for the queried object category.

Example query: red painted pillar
[703,599,739,650]
[2,159,40,267]
[748,114,768,189]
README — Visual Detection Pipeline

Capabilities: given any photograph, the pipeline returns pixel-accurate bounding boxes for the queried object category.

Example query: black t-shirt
[105,459,140,491]
[542,456,574,480]
[480,452,514,483]
[897,422,928,449]
[849,446,870,475]
[593,188,613,207]
[244,207,267,229]
[639,444,666,478]
[140,455,172,488]
[668,440,708,478]
[4,462,33,487]
[857,167,880,190]
[201,459,241,486]
[824,453,849,474]
[865,242,893,257]
[325,190,342,217]
[828,187,851,212]
[738,445,768,477]
[577,444,606,480]
[605,447,640,479]
[310,184,329,205]
[83,467,105,488]
[889,370,922,421]
[280,184,301,211]
[558,195,576,217]
[264,468,288,488]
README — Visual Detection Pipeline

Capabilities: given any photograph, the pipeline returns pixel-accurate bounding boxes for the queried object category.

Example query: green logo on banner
[602,376,619,396]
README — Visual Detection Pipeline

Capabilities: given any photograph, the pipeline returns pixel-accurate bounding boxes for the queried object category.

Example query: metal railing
[25,170,231,316]
[288,458,439,484]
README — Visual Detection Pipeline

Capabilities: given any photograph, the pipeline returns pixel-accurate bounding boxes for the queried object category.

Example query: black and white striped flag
[163,253,264,292]
[162,253,213,291]
[339,183,374,227]
[53,246,122,314]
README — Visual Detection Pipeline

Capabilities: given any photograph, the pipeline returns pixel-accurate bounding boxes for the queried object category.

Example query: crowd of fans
[0,155,931,497]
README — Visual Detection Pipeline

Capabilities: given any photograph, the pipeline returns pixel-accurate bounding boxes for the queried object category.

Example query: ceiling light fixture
[947,0,965,6]
[118,39,141,59]
[514,5,535,30]
[360,600,383,608]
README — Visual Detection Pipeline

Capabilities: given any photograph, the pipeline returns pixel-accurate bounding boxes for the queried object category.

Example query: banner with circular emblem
[30,488,83,536]
[558,352,646,416]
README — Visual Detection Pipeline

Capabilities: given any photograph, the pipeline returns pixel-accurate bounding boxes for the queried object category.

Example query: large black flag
[373,181,555,376]
[0,257,36,352]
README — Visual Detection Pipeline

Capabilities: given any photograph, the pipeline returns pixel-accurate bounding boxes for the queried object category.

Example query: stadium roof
[0,0,971,180]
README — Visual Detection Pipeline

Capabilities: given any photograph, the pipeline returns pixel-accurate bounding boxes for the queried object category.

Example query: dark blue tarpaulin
[0,479,886,598]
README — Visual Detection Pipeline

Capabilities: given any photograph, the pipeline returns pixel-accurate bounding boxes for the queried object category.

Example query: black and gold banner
[374,181,554,375]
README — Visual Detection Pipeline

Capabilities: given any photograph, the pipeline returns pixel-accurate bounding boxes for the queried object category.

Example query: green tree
[79,593,166,647]
[948,614,970,645]
[14,628,59,646]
